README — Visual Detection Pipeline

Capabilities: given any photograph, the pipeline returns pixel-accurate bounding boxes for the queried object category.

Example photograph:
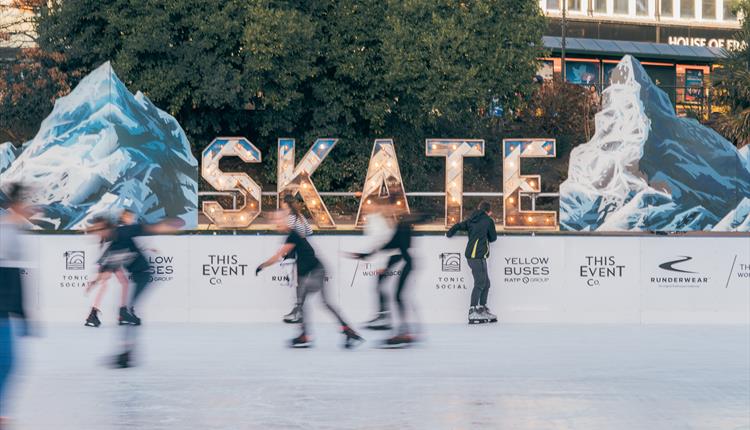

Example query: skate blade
[283,319,302,324]
[290,341,312,348]
[84,322,99,327]
[364,325,392,331]
[378,341,412,349]
[468,319,487,325]
[344,338,365,349]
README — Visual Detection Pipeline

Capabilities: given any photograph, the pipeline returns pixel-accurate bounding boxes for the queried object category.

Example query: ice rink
[4,323,750,430]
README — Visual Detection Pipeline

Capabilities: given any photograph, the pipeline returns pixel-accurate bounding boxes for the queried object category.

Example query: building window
[636,0,649,15]
[546,0,560,10]
[567,0,583,11]
[680,0,695,17]
[614,0,629,13]
[594,0,608,12]
[724,0,738,20]
[702,0,717,19]
[661,0,674,17]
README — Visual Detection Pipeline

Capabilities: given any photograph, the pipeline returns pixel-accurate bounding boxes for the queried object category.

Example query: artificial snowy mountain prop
[0,142,20,175]
[559,55,750,232]
[0,62,198,229]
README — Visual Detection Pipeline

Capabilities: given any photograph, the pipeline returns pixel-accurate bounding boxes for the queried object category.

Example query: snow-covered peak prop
[0,61,198,229]
[560,55,750,232]
[0,142,20,175]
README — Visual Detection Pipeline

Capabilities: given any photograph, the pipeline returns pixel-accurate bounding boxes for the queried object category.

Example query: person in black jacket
[446,201,498,324]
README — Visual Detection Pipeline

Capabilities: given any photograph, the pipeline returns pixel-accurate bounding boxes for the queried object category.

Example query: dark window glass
[661,0,674,16]
[702,0,716,19]
[681,0,695,17]
[614,0,629,13]
[724,0,738,20]
[637,0,649,14]
[595,0,608,12]
[547,0,560,10]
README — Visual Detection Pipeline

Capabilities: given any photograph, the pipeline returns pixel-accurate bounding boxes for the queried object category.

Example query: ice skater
[0,184,31,426]
[256,211,363,349]
[357,198,396,330]
[85,213,141,327]
[349,196,427,347]
[446,201,498,324]
[280,194,313,324]
[88,214,181,368]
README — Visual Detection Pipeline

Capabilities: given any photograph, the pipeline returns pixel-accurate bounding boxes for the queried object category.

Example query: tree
[27,0,546,196]
[713,0,750,148]
[0,0,39,48]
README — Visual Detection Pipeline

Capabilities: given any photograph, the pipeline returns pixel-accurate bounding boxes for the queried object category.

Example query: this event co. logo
[202,254,248,285]
[436,252,466,290]
[650,256,708,288]
[503,256,550,286]
[61,251,88,287]
[579,256,625,287]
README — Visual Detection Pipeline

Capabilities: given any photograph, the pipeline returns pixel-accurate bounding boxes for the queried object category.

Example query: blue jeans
[0,318,14,417]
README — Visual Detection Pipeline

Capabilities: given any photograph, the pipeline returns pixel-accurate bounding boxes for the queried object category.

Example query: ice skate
[342,326,365,349]
[85,307,101,327]
[379,333,415,349]
[282,305,303,324]
[365,311,392,331]
[129,307,142,326]
[118,306,140,326]
[290,334,313,348]
[468,306,487,324]
[110,350,132,369]
[480,306,498,323]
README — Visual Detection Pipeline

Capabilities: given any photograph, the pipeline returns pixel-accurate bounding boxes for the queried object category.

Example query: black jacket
[446,210,497,259]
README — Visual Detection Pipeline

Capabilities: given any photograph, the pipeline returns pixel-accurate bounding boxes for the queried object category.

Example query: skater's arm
[487,218,497,243]
[143,218,184,234]
[446,221,466,237]
[257,244,295,273]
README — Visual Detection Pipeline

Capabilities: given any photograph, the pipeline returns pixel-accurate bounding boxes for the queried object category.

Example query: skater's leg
[296,274,312,336]
[115,269,130,308]
[466,258,486,307]
[478,259,491,306]
[92,276,109,309]
[313,269,347,327]
[394,257,412,334]
[0,318,14,417]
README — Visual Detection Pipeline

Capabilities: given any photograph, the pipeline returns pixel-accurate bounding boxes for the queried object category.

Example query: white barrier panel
[25,234,750,324]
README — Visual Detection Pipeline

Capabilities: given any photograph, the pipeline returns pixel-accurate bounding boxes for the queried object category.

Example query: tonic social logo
[651,255,708,288]
[503,256,551,286]
[202,254,248,286]
[61,250,88,287]
[579,256,625,287]
[440,253,461,272]
[64,251,85,270]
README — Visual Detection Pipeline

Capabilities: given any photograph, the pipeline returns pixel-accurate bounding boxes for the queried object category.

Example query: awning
[543,36,727,63]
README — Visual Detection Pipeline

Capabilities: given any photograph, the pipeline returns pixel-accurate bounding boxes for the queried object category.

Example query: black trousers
[376,254,413,332]
[466,258,490,307]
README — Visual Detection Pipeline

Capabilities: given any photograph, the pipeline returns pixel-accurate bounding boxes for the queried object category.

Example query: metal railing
[199,191,560,211]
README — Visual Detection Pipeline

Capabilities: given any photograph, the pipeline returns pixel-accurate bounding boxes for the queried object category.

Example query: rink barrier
[20,234,750,324]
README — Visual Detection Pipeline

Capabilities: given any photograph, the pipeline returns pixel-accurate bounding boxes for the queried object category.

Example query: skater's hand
[255,265,263,276]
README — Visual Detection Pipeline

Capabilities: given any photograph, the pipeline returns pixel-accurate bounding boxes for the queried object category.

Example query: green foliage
[713,0,750,148]
[26,0,546,193]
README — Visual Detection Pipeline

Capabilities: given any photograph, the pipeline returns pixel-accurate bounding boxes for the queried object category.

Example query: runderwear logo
[440,253,461,272]
[658,256,697,274]
[64,251,85,270]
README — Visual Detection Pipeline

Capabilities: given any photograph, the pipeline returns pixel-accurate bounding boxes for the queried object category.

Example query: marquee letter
[278,138,337,228]
[503,138,557,229]
[426,139,485,226]
[355,139,410,228]
[202,137,262,228]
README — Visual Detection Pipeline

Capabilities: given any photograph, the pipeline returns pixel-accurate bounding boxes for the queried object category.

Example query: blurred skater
[88,215,181,368]
[280,194,313,324]
[446,201,498,324]
[350,196,427,347]
[84,211,142,327]
[256,211,363,349]
[0,184,31,426]
[357,199,396,330]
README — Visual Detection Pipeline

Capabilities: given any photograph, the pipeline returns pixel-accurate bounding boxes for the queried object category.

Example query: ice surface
[0,62,198,229]
[560,56,750,232]
[5,323,749,430]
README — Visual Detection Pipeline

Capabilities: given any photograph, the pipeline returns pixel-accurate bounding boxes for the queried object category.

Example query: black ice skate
[283,305,303,324]
[290,334,313,348]
[343,326,365,349]
[365,311,392,331]
[85,307,101,327]
[118,306,140,326]
[379,334,415,349]
[468,306,487,324]
[111,350,132,369]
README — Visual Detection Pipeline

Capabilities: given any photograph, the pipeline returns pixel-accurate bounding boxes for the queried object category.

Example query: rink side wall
[21,234,750,324]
